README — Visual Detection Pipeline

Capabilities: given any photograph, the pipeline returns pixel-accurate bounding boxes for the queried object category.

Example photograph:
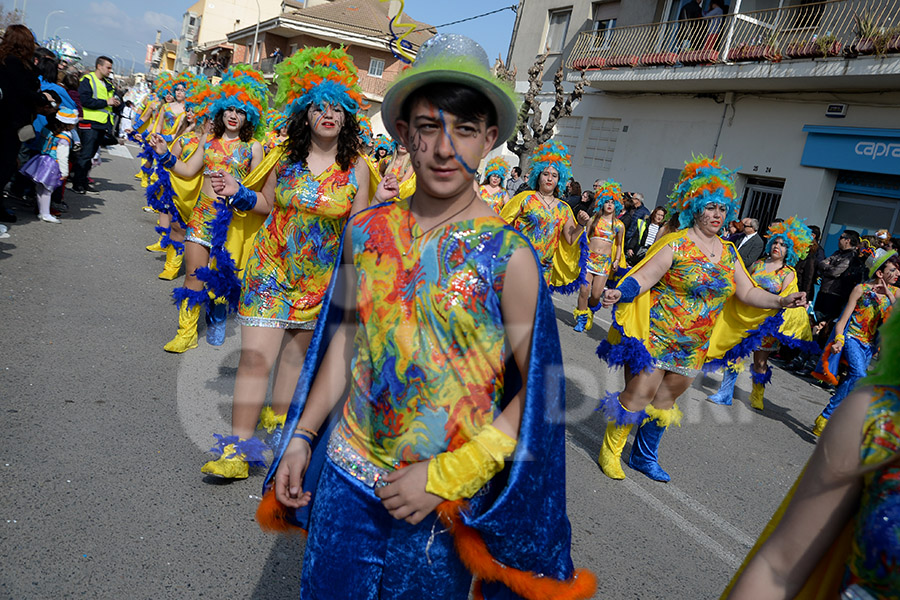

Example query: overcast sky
[18,0,519,72]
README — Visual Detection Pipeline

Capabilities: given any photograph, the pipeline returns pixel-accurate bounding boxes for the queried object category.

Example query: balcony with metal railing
[566,0,900,92]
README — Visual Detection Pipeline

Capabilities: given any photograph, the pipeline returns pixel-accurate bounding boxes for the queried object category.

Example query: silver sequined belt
[327,429,392,489]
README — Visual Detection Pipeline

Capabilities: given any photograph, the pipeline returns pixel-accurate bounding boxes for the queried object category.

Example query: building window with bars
[368,58,385,78]
[740,178,784,233]
[545,9,572,54]
[583,117,621,171]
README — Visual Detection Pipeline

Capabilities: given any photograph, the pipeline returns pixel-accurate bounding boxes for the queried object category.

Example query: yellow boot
[573,309,590,333]
[146,235,164,252]
[201,436,269,479]
[598,422,634,480]
[750,382,765,411]
[163,300,200,353]
[158,245,183,280]
[812,415,828,437]
[258,406,288,448]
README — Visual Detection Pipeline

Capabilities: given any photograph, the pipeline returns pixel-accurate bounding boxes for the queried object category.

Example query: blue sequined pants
[821,337,874,420]
[300,457,472,600]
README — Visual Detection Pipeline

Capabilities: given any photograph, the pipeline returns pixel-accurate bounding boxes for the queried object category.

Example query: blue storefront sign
[801,126,900,176]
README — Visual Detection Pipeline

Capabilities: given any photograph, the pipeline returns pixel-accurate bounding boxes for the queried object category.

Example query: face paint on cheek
[312,112,325,129]
[437,109,477,175]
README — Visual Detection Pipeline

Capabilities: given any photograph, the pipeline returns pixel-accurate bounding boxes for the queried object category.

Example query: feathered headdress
[266,108,288,133]
[207,64,269,139]
[668,155,739,229]
[154,71,175,98]
[357,114,373,146]
[765,216,814,267]
[593,180,624,215]
[483,157,509,181]
[185,78,215,121]
[275,46,366,116]
[372,134,395,154]
[527,140,572,197]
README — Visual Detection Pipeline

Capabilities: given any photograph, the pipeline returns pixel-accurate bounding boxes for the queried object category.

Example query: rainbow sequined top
[648,231,738,374]
[505,193,570,282]
[479,186,508,214]
[749,260,792,294]
[589,216,624,244]
[263,130,282,154]
[238,158,358,327]
[846,283,896,347]
[843,385,900,599]
[203,137,254,183]
[177,132,202,162]
[336,200,531,469]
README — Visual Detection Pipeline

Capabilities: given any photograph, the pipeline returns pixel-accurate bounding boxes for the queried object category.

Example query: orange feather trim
[255,489,307,534]
[437,500,597,600]
[811,343,840,386]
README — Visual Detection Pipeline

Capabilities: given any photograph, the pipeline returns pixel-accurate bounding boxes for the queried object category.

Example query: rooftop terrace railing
[567,0,900,70]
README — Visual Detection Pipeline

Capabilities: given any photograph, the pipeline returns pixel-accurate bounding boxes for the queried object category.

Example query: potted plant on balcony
[786,34,841,59]
[815,34,842,57]
[852,13,878,55]
[730,34,780,62]
[876,26,900,54]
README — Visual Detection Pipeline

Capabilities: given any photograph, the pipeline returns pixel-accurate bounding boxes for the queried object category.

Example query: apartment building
[506,0,900,254]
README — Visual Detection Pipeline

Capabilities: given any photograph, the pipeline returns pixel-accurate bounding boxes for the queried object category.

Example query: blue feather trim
[171,240,185,255]
[596,308,656,375]
[209,433,240,455]
[151,160,186,229]
[172,286,210,310]
[595,391,648,425]
[193,197,242,312]
[288,80,360,116]
[549,234,589,295]
[703,313,785,372]
[750,366,773,385]
[234,437,269,467]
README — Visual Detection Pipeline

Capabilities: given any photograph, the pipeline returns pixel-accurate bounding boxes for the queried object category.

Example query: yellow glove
[426,425,517,501]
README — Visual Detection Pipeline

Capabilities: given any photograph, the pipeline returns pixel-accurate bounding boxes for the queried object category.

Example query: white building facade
[506,0,900,255]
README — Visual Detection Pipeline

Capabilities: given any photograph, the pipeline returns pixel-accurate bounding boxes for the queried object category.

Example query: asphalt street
[0,145,833,599]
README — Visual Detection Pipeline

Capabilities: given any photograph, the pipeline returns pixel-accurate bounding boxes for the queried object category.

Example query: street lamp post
[251,0,260,66]
[53,25,69,37]
[42,10,64,41]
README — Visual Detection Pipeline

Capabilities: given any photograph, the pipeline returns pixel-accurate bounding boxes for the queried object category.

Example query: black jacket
[0,55,41,131]
[737,233,765,267]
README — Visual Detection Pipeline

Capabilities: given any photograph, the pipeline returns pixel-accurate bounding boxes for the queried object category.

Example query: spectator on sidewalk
[815,230,862,322]
[621,191,650,250]
[71,56,120,194]
[736,217,765,266]
[505,165,524,195]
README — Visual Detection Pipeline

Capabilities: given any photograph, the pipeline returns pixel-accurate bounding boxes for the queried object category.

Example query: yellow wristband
[834,333,845,346]
[425,425,517,501]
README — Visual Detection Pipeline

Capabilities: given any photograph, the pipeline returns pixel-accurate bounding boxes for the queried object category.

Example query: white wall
[530,89,900,227]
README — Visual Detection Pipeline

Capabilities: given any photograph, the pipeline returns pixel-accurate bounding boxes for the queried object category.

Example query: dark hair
[212,110,255,142]
[96,56,113,68]
[809,224,821,239]
[62,72,80,90]
[843,230,861,247]
[36,52,60,83]
[569,181,582,197]
[284,106,362,172]
[512,166,522,177]
[400,82,497,130]
[877,254,900,276]
[0,24,36,65]
[650,206,667,222]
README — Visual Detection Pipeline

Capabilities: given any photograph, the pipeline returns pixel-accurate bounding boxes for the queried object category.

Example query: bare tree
[504,53,585,173]
[0,6,22,30]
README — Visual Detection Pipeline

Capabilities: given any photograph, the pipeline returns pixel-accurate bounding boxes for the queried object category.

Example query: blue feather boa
[209,434,268,468]
[288,80,360,115]
[549,234,589,295]
[193,197,242,312]
[596,303,656,375]
[750,366,773,385]
[702,312,823,372]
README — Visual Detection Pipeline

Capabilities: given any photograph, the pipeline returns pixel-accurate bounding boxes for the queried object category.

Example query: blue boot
[573,309,589,332]
[707,367,738,405]
[628,419,671,482]
[206,300,227,346]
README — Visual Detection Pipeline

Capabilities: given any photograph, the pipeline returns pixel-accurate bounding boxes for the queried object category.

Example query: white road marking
[566,436,743,568]
[105,145,133,159]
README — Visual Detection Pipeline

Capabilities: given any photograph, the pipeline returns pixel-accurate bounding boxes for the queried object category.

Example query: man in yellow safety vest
[72,55,120,194]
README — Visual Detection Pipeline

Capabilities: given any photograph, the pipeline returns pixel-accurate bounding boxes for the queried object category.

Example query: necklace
[536,191,556,210]
[405,193,478,255]
[694,234,718,259]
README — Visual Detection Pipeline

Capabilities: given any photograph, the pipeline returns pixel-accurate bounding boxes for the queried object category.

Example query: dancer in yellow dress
[596,156,807,482]
[200,47,371,479]
[573,180,625,332]
[478,156,509,214]
[500,140,590,292]
[150,66,268,353]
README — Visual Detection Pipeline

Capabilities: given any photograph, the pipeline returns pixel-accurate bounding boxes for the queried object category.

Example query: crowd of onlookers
[0,24,125,233]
